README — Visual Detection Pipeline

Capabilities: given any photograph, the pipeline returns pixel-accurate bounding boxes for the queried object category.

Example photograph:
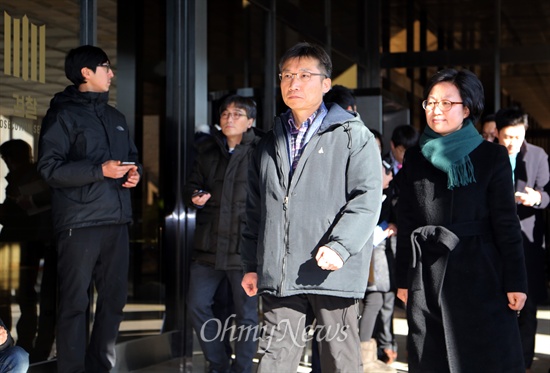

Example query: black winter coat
[38,86,141,233]
[184,127,263,270]
[396,140,527,373]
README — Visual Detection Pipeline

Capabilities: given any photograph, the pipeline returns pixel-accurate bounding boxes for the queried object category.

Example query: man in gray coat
[496,107,549,373]
[241,42,382,372]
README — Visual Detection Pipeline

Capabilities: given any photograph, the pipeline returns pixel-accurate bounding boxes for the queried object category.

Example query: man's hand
[0,326,8,345]
[507,292,527,311]
[397,288,408,304]
[191,191,211,206]
[122,168,140,188]
[102,160,138,180]
[385,222,397,237]
[515,187,542,206]
[315,246,343,271]
[241,272,258,296]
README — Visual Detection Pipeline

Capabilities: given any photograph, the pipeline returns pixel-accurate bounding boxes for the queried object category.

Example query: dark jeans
[187,262,259,373]
[257,293,362,373]
[56,225,129,373]
[0,345,29,373]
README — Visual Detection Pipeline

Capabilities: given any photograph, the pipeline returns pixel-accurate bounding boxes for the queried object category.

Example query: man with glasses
[38,45,141,373]
[241,42,382,372]
[184,95,263,373]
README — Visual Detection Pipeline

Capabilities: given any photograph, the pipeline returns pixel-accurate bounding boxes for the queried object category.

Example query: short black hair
[324,85,355,110]
[424,68,485,124]
[369,128,383,153]
[0,139,32,164]
[278,42,332,79]
[219,95,257,120]
[495,106,528,131]
[65,45,110,86]
[481,113,495,124]
[391,125,419,150]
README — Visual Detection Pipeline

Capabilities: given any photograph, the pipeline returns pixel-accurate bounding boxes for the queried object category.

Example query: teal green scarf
[420,119,483,190]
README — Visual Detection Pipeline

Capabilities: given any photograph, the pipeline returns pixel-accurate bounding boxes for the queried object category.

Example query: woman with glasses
[395,68,527,372]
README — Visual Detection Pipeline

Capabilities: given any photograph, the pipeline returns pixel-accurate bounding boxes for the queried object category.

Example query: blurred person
[396,68,527,372]
[480,113,498,143]
[38,45,141,373]
[495,106,549,373]
[0,139,55,363]
[324,87,391,373]
[0,317,29,373]
[386,125,419,175]
[377,124,419,365]
[370,128,383,154]
[184,95,262,373]
[241,42,382,372]
[323,84,356,112]
[359,158,396,373]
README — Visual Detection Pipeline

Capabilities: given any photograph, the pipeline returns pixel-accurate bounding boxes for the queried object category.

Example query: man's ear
[322,78,332,94]
[81,67,92,80]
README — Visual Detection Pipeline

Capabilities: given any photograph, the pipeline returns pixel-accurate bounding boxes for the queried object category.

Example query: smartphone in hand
[192,190,209,198]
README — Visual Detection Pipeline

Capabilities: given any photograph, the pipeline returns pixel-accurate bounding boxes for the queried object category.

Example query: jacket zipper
[280,195,290,294]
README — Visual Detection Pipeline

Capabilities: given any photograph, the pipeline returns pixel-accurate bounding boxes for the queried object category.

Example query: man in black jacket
[184,95,262,373]
[38,45,141,373]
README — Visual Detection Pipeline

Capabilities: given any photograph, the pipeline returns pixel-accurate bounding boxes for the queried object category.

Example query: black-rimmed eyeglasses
[220,112,247,120]
[97,63,112,73]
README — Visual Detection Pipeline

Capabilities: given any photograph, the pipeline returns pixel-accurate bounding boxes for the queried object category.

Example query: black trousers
[518,295,538,369]
[56,225,129,373]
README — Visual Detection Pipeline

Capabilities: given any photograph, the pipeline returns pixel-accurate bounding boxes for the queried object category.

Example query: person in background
[323,87,394,373]
[241,42,382,372]
[480,113,498,142]
[38,45,142,373]
[323,84,356,112]
[396,68,527,372]
[386,125,419,175]
[370,128,383,154]
[377,124,419,365]
[0,139,56,363]
[184,95,262,373]
[359,154,397,373]
[0,317,29,373]
[495,106,549,373]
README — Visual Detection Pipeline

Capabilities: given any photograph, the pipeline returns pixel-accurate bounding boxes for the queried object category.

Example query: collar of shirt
[282,103,328,175]
[390,151,402,174]
[284,103,328,144]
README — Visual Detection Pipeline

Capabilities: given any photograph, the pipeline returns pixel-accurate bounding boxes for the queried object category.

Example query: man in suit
[496,106,549,373]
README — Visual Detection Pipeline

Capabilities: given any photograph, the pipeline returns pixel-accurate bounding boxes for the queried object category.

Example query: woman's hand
[507,292,527,312]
